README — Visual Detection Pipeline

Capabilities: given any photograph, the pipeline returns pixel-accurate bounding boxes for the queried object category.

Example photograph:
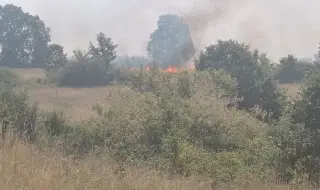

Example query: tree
[50,32,119,87]
[44,44,67,74]
[285,69,320,183]
[72,49,89,63]
[196,40,287,121]
[0,4,51,67]
[147,14,195,68]
[89,32,118,67]
[298,69,320,131]
[275,55,312,83]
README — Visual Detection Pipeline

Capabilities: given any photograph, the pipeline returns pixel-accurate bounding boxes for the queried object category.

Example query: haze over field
[2,0,320,60]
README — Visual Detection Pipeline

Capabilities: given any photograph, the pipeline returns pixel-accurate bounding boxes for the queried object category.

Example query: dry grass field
[0,137,302,190]
[13,68,120,121]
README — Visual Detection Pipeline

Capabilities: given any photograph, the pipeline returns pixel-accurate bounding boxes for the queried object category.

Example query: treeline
[3,3,320,188]
[1,4,314,84]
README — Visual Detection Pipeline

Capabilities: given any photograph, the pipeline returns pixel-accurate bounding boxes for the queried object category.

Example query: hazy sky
[2,0,320,61]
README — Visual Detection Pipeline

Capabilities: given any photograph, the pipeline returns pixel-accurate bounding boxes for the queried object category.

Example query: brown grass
[25,86,121,121]
[12,68,121,121]
[279,83,301,98]
[0,137,304,190]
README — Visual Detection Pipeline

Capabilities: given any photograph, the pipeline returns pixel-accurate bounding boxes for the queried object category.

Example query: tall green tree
[0,4,51,67]
[89,32,118,68]
[147,14,195,68]
[44,44,67,74]
[196,40,287,121]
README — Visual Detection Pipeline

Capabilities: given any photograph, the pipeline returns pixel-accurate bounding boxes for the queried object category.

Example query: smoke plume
[2,0,320,61]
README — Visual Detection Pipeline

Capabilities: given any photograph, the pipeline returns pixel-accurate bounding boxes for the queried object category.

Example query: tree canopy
[147,14,195,68]
[0,4,51,67]
[196,40,287,121]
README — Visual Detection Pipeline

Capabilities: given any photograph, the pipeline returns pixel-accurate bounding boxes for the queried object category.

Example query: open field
[10,68,303,121]
[12,68,120,121]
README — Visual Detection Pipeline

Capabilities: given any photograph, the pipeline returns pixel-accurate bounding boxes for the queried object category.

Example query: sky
[2,0,320,61]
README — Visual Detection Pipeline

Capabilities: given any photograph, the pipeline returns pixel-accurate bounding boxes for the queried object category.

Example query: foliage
[275,55,313,83]
[44,44,68,75]
[51,60,113,87]
[195,40,287,121]
[297,69,320,131]
[0,84,38,142]
[0,4,51,67]
[89,32,118,67]
[48,33,118,87]
[70,74,277,183]
[147,14,195,68]
[6,2,320,187]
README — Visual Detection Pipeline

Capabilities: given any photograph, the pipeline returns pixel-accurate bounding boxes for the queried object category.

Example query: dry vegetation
[0,135,302,190]
[1,68,310,190]
[279,83,301,98]
[12,68,121,121]
[1,4,320,189]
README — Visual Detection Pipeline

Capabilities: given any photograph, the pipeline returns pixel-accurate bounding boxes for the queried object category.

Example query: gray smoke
[2,0,320,61]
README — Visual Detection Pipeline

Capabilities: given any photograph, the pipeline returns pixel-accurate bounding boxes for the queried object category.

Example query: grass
[279,83,301,98]
[12,68,121,121]
[0,137,302,190]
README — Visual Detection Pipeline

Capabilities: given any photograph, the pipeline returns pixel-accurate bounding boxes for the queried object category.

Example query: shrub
[46,32,118,87]
[53,70,277,185]
[51,60,114,87]
[0,84,38,142]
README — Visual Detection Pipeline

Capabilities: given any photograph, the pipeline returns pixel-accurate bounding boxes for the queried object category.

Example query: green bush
[48,70,277,184]
[46,32,118,87]
[50,60,114,87]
